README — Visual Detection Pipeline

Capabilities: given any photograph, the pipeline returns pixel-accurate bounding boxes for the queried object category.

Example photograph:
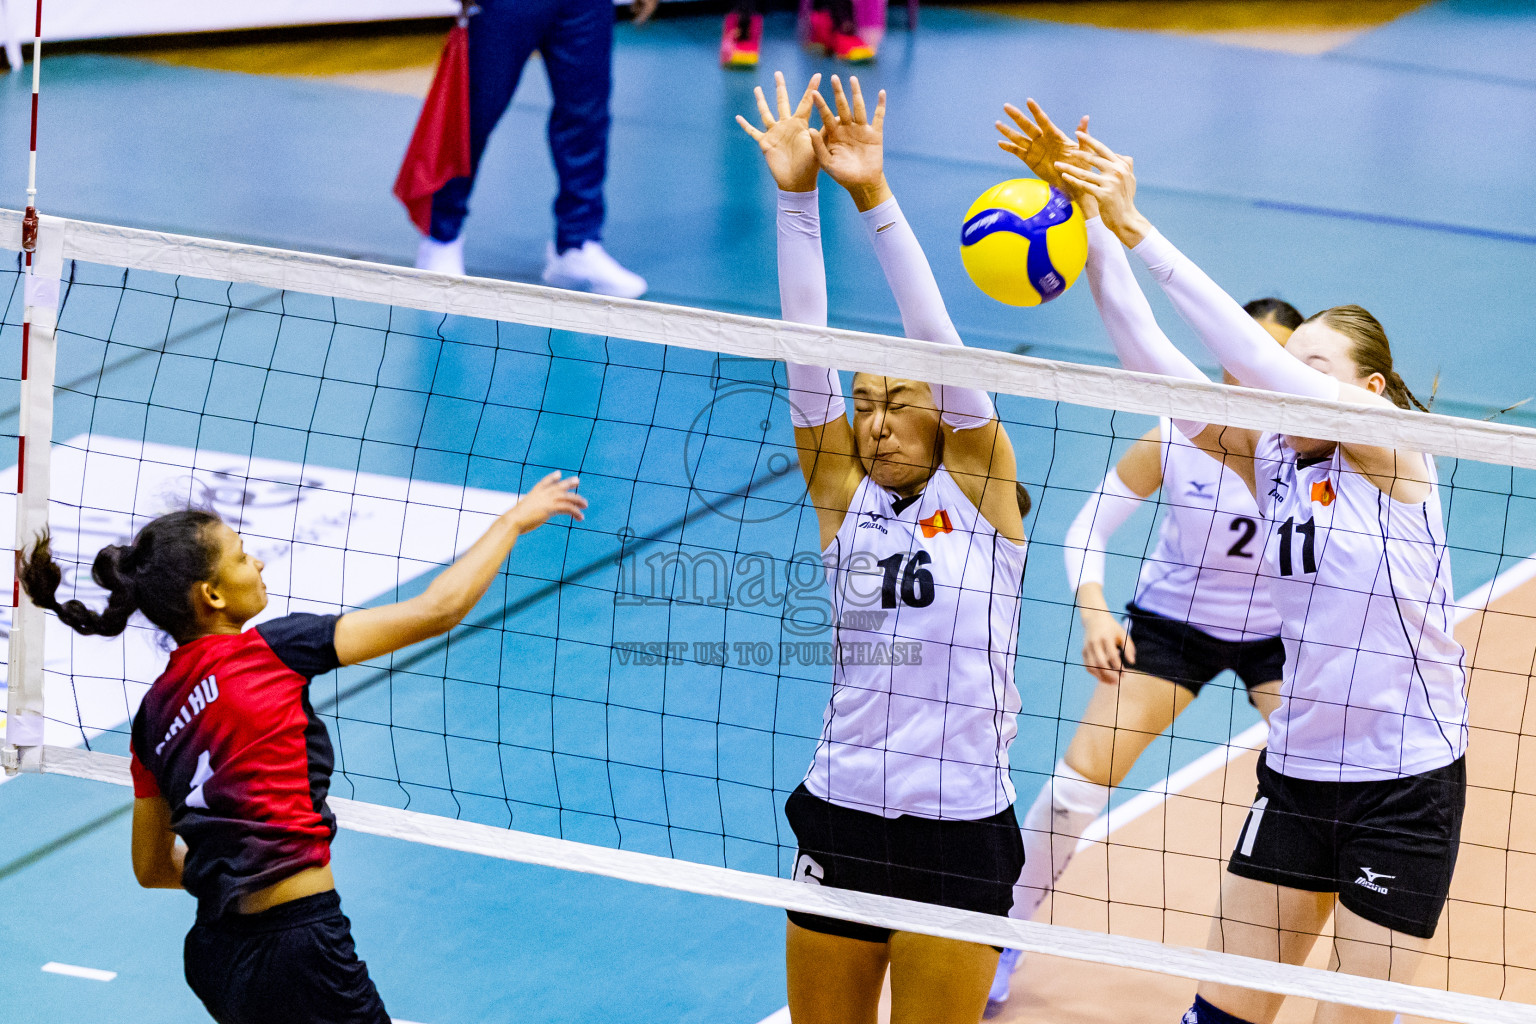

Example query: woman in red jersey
[18,471,586,1024]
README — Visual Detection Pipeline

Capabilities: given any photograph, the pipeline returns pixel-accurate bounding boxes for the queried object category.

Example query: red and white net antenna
[5,0,60,775]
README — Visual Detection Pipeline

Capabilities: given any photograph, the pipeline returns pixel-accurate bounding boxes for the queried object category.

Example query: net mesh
[5,227,1536,1021]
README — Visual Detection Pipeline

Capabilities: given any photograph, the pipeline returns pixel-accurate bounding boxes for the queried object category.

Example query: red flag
[393,24,472,235]
[919,509,953,539]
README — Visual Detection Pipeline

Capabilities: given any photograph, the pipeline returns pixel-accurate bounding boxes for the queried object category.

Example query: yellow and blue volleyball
[960,179,1088,307]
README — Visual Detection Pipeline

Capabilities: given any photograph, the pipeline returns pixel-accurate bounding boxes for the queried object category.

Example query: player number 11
[1276,516,1318,576]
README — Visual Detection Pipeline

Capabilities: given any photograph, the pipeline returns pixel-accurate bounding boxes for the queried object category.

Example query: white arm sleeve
[778,189,846,428]
[1063,468,1145,594]
[1132,228,1340,402]
[860,197,995,431]
[1084,217,1207,438]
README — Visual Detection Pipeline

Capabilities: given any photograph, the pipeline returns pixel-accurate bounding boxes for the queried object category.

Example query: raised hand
[509,471,588,534]
[808,75,892,211]
[736,72,823,194]
[1057,129,1151,247]
[995,99,1085,195]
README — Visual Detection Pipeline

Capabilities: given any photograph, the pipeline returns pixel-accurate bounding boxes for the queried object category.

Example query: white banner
[5,1,458,45]
[0,433,520,753]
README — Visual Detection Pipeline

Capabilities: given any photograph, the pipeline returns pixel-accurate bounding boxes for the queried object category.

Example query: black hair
[1243,297,1304,331]
[18,509,224,643]
[1016,482,1032,520]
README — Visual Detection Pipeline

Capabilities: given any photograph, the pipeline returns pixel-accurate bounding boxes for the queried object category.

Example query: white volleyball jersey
[806,466,1027,820]
[1255,433,1468,782]
[1134,419,1282,642]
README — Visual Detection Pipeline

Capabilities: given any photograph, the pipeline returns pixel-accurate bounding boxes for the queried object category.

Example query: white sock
[1010,760,1110,922]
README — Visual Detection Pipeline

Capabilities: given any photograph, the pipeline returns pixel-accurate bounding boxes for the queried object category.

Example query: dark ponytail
[18,509,224,643]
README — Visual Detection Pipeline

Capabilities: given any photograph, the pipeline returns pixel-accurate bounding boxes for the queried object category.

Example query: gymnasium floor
[2,2,1535,1022]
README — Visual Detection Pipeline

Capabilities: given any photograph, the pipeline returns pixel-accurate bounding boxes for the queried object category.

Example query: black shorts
[1226,756,1466,939]
[783,783,1025,944]
[1125,602,1285,698]
[184,890,390,1024]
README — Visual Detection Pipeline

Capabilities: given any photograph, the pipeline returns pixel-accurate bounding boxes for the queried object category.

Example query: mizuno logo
[859,512,888,534]
[1354,866,1395,894]
[1187,481,1215,498]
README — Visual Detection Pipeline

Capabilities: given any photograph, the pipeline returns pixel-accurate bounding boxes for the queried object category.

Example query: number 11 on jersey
[1276,516,1317,577]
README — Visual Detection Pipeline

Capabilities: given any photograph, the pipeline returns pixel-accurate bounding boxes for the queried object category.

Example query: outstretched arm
[739,72,862,546]
[811,76,1022,542]
[1065,428,1162,684]
[999,102,1207,437]
[333,472,586,665]
[1062,132,1336,403]
[1062,130,1428,500]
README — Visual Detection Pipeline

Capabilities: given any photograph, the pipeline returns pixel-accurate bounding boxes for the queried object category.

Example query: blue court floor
[3,3,1536,1022]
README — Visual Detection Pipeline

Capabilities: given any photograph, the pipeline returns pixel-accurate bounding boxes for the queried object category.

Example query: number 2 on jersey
[1227,517,1258,558]
[877,550,935,608]
[1276,516,1318,576]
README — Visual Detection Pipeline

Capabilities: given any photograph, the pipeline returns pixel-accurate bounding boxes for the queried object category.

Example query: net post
[4,213,60,775]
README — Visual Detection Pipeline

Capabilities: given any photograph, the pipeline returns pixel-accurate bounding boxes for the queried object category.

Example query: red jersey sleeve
[129,745,161,799]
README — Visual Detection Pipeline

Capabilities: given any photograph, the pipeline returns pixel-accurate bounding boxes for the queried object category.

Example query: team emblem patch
[919,509,953,538]
[1310,480,1336,506]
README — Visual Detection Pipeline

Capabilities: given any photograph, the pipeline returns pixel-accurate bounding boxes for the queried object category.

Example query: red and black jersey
[129,613,342,922]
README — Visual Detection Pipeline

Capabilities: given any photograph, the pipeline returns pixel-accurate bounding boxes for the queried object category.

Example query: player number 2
[876,550,935,609]
[1227,517,1258,558]
[1276,516,1318,576]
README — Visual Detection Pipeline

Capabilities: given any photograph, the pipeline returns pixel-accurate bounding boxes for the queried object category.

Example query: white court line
[1074,549,1536,851]
[41,961,116,982]
[753,1007,791,1024]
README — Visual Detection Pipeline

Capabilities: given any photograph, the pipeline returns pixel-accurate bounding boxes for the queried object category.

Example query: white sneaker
[542,240,647,299]
[416,235,465,275]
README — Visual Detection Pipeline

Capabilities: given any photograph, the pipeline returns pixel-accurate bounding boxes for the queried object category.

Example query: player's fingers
[997,140,1026,159]
[871,89,885,132]
[810,90,836,128]
[831,74,853,122]
[1077,128,1118,162]
[808,125,834,164]
[794,72,822,119]
[754,87,775,128]
[1027,98,1064,139]
[849,76,869,124]
[1121,633,1137,667]
[1002,102,1040,139]
[1064,146,1111,172]
[774,70,793,119]
[734,114,765,142]
[995,120,1029,146]
[1060,168,1105,197]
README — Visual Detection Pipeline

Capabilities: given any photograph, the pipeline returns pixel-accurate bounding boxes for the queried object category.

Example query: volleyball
[960,179,1088,306]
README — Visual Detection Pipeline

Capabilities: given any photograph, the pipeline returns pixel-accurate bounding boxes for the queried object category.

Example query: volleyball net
[2,210,1534,1024]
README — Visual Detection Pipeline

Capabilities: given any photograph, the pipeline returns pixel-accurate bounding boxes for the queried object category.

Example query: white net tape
[41,746,1528,1024]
